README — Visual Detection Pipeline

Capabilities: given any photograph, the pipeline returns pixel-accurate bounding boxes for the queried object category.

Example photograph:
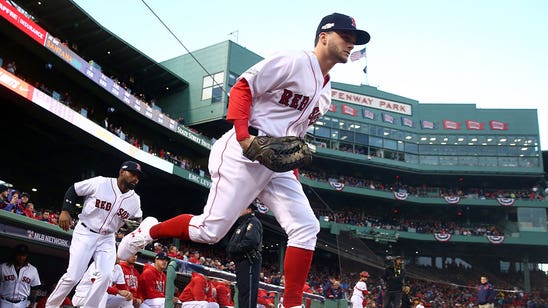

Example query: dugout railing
[162,258,336,308]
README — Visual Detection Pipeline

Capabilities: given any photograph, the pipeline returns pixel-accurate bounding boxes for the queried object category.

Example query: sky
[73,0,548,150]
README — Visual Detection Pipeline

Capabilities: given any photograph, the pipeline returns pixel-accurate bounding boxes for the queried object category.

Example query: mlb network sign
[331,89,412,115]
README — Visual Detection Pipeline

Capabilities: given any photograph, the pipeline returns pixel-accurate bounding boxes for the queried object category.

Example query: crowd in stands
[2,55,546,202]
[0,183,62,226]
[314,208,503,237]
[2,179,548,306]
[300,170,547,202]
[1,57,211,178]
[134,238,548,307]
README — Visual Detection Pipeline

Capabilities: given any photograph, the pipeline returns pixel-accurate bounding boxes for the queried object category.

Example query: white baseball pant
[188,129,319,250]
[46,223,116,308]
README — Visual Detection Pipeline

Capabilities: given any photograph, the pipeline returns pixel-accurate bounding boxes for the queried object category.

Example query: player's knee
[300,216,320,236]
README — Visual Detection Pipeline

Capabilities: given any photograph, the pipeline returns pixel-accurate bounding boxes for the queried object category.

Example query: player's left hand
[119,289,133,301]
[58,210,72,231]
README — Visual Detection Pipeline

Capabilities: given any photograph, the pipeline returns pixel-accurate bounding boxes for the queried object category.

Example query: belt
[248,126,259,136]
[1,297,24,303]
[80,222,99,234]
[249,126,271,137]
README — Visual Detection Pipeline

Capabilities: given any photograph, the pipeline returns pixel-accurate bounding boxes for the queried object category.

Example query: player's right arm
[226,78,255,151]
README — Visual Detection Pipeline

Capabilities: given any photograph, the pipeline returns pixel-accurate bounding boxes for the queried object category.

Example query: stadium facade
[1,0,547,299]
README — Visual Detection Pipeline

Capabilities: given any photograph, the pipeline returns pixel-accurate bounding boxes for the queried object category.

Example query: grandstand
[1,0,547,306]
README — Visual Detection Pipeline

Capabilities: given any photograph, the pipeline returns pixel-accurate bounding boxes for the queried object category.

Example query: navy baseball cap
[14,244,29,255]
[0,184,8,193]
[155,251,170,260]
[315,13,370,45]
[120,161,143,177]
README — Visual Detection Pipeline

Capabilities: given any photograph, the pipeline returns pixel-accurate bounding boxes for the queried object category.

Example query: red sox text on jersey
[95,199,131,220]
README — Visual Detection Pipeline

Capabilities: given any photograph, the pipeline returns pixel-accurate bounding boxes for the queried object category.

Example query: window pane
[478,156,498,167]
[459,156,478,167]
[315,126,331,138]
[499,157,518,167]
[405,153,419,164]
[518,157,539,168]
[439,156,458,166]
[405,142,418,154]
[355,133,369,146]
[201,87,212,100]
[420,155,439,165]
[211,86,223,103]
[203,75,213,87]
[518,208,547,231]
[370,136,382,147]
[384,139,397,150]
[214,72,225,84]
[339,130,353,142]
[228,73,237,86]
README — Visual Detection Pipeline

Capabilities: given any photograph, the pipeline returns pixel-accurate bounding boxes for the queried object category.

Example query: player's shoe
[117,216,158,260]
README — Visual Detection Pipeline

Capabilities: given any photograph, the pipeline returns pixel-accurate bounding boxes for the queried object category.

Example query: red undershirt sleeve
[226,79,253,141]
[107,286,119,295]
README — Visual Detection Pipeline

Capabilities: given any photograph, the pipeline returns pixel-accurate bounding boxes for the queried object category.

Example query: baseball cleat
[117,216,158,260]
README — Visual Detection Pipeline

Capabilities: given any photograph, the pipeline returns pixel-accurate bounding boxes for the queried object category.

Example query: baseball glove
[243,136,312,172]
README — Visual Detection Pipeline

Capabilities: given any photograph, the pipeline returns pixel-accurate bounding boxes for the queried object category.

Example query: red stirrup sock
[149,214,193,240]
[283,246,314,307]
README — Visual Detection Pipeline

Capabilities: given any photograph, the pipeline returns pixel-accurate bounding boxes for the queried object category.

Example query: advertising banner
[0,0,47,45]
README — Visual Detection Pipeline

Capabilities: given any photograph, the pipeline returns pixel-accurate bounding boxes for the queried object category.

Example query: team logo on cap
[321,23,334,30]
[350,17,356,28]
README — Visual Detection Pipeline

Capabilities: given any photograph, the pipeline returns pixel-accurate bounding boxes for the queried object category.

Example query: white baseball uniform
[189,50,329,249]
[350,281,368,308]
[46,176,142,308]
[72,262,131,308]
[0,261,41,308]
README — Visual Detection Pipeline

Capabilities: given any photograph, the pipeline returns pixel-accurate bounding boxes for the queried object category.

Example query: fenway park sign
[331,89,413,116]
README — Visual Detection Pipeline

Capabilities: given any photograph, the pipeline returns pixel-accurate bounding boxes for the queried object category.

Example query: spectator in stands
[401,285,412,308]
[189,251,201,264]
[20,192,30,209]
[24,203,36,219]
[40,210,51,223]
[382,257,405,308]
[153,242,163,254]
[168,245,179,258]
[0,184,9,209]
[0,244,41,308]
[323,280,344,299]
[3,190,20,213]
[6,60,16,74]
[119,253,142,307]
[178,271,219,308]
[477,276,495,308]
[138,251,170,308]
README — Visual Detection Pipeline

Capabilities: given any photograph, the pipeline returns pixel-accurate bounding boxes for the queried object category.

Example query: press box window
[202,72,225,103]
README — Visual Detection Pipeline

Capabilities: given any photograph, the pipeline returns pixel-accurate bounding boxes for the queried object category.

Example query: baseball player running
[0,244,41,308]
[46,161,144,308]
[71,261,132,307]
[350,271,370,308]
[118,13,370,308]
